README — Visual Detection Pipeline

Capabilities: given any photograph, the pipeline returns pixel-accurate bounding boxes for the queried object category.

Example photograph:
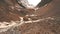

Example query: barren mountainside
[0,0,60,34]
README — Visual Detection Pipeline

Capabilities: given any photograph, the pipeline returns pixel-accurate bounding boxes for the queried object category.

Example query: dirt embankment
[0,0,60,34]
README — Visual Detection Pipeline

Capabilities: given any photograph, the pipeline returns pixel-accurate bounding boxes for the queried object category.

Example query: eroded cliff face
[0,0,60,22]
[0,0,60,34]
[35,0,60,17]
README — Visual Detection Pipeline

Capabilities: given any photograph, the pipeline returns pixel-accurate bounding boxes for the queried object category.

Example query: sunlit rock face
[17,0,41,9]
[17,0,52,10]
[26,0,41,8]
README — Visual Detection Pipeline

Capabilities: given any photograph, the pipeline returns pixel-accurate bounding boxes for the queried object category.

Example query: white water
[0,17,54,32]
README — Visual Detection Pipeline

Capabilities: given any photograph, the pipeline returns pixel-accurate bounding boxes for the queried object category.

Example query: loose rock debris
[0,16,55,32]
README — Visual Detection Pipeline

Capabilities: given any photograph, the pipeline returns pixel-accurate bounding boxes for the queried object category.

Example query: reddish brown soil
[0,0,60,34]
